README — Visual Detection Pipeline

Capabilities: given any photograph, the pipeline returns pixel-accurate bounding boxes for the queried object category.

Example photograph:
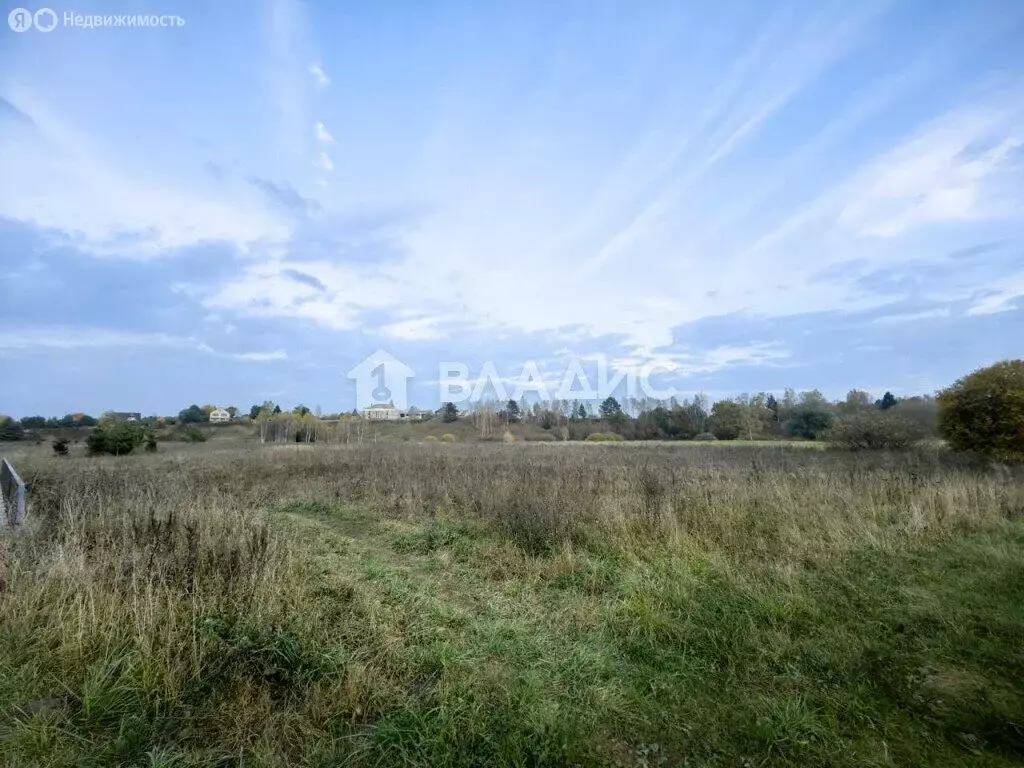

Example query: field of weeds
[1,443,1023,766]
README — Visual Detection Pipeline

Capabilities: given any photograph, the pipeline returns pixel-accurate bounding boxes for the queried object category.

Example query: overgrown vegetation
[85,419,151,456]
[1,443,1022,766]
[939,359,1024,460]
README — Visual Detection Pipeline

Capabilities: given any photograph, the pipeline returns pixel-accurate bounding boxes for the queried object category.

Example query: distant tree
[178,405,207,424]
[86,420,147,456]
[226,406,239,418]
[293,404,311,417]
[938,360,1024,460]
[599,397,622,419]
[839,389,873,414]
[576,403,588,421]
[441,402,458,423]
[19,415,46,429]
[272,405,282,415]
[765,394,779,422]
[787,404,835,440]
[503,399,521,422]
[709,400,744,440]
[249,404,262,420]
[735,393,771,440]
[876,391,898,411]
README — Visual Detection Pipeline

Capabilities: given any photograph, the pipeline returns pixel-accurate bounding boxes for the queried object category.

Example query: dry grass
[1,443,1022,766]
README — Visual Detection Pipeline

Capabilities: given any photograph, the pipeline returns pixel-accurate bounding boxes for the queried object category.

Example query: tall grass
[1,444,1022,765]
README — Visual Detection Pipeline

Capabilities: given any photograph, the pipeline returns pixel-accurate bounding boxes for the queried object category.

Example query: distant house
[361,402,426,421]
[112,412,141,422]
[362,402,400,421]
[209,408,232,423]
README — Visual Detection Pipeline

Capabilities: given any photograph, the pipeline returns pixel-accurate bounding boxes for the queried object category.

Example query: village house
[209,408,232,423]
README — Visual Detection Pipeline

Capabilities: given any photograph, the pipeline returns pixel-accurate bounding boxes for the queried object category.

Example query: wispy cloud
[0,327,197,351]
[838,101,1024,238]
[966,274,1024,316]
[0,326,288,364]
[872,308,951,324]
[314,121,334,143]
[308,62,330,88]
[313,151,334,172]
[0,92,291,258]
[231,350,288,362]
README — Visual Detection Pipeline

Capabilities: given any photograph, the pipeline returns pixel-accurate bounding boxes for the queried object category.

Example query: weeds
[0,444,1022,765]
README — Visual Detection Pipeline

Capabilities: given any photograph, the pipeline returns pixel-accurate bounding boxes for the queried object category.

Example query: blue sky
[1,0,1023,417]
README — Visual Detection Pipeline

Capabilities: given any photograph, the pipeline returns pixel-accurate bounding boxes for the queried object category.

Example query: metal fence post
[1,458,26,526]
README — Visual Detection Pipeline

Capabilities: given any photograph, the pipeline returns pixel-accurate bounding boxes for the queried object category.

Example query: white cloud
[0,92,292,258]
[966,274,1024,315]
[0,326,289,364]
[308,62,330,88]
[0,327,197,351]
[838,106,1024,238]
[201,259,405,331]
[231,350,288,362]
[314,121,334,143]
[872,308,951,324]
[313,151,334,172]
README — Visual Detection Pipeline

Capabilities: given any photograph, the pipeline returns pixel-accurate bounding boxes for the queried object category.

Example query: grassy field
[1,442,1022,766]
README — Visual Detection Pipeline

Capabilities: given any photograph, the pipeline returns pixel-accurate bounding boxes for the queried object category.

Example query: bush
[938,359,1024,460]
[182,426,208,443]
[52,437,69,456]
[584,432,623,442]
[423,435,439,443]
[692,432,718,442]
[502,430,516,443]
[86,421,147,456]
[441,433,457,443]
[827,411,925,451]
[787,406,835,440]
[0,416,24,441]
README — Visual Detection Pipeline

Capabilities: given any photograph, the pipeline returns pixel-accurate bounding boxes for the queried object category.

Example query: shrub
[0,416,24,441]
[692,432,718,442]
[52,437,69,456]
[502,430,516,443]
[584,432,623,442]
[86,421,147,456]
[441,433,457,443]
[938,359,1024,460]
[827,410,926,451]
[423,435,439,443]
[787,406,835,440]
[182,426,208,443]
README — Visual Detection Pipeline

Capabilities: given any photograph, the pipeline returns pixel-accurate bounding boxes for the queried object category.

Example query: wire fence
[1,457,26,526]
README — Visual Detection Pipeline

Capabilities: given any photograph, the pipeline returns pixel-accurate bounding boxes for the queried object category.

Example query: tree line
[2,359,1021,458]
